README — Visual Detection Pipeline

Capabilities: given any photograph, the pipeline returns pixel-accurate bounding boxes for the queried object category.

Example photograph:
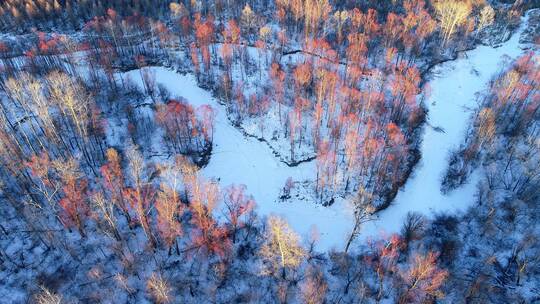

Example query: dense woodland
[0,0,538,303]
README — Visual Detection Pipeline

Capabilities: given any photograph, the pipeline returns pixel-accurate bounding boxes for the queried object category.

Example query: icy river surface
[124,13,532,251]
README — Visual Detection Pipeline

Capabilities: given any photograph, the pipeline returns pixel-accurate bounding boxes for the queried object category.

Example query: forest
[0,0,538,303]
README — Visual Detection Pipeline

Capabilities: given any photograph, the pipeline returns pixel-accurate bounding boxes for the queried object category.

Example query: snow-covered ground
[122,12,532,251]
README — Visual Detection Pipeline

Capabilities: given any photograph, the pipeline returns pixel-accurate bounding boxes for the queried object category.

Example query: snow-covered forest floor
[0,1,538,302]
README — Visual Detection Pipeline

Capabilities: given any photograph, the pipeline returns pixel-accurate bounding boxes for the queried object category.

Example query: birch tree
[260,216,305,277]
[434,0,472,45]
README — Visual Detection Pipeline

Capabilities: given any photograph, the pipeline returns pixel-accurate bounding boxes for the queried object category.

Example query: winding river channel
[122,12,533,251]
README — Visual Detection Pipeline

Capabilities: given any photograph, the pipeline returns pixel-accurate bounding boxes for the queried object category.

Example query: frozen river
[124,12,532,251]
[361,13,532,240]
